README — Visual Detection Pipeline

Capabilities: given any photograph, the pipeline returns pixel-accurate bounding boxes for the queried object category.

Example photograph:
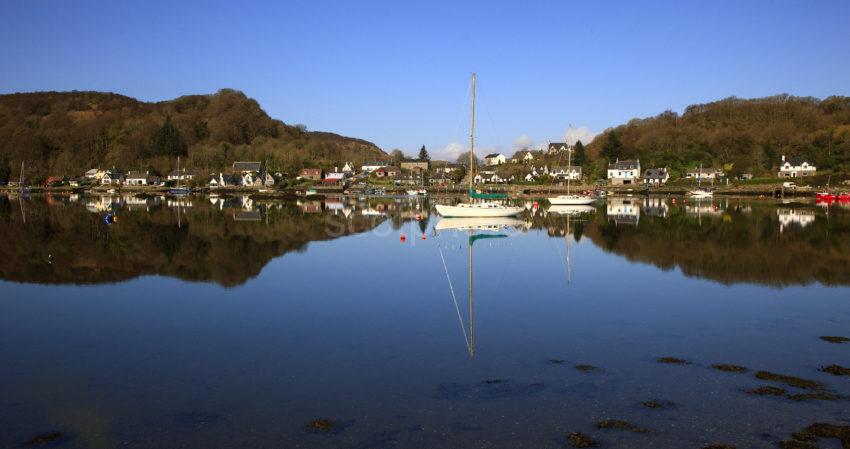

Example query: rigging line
[437,240,471,352]
[451,78,473,152]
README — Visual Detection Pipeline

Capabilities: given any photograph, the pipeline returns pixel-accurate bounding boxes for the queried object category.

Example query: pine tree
[573,140,586,166]
[0,155,10,184]
[418,145,430,161]
[151,116,187,157]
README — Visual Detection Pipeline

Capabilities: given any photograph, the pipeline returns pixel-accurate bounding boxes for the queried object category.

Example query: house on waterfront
[209,173,243,187]
[168,168,196,181]
[85,169,103,180]
[100,171,124,185]
[607,159,641,185]
[548,142,569,154]
[430,172,450,185]
[233,161,262,173]
[473,172,505,183]
[125,171,151,186]
[643,168,669,185]
[686,167,723,180]
[300,168,324,181]
[550,166,582,181]
[483,153,506,166]
[323,172,347,187]
[778,155,816,178]
[375,166,401,178]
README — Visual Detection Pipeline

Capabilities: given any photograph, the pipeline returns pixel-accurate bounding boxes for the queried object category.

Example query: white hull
[435,203,524,217]
[689,190,714,197]
[547,195,596,205]
[547,205,596,215]
[435,216,525,231]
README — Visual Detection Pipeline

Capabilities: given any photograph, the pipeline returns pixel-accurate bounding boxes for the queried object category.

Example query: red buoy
[400,234,406,242]
[421,235,426,240]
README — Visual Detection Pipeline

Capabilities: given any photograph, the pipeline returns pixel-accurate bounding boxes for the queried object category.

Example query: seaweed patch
[568,431,598,448]
[596,419,653,433]
[819,364,850,376]
[820,336,850,344]
[711,364,748,373]
[754,371,824,390]
[657,357,690,365]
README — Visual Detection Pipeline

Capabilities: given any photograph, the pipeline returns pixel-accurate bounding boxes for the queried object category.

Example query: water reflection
[1,193,849,287]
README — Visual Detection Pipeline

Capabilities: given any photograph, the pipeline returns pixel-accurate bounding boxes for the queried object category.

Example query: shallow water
[1,193,849,448]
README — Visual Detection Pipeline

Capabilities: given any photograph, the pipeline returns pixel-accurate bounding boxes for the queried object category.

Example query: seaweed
[779,422,850,448]
[786,392,844,402]
[657,357,690,365]
[702,445,735,449]
[711,364,748,373]
[307,419,337,433]
[574,365,598,373]
[24,431,65,447]
[568,431,598,448]
[482,379,506,384]
[743,386,787,396]
[820,336,850,344]
[596,419,653,433]
[641,400,676,409]
[820,364,850,376]
[754,371,824,390]
[549,358,566,364]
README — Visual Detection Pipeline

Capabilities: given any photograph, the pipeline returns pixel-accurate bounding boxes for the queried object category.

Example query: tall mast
[469,73,476,187]
[566,139,572,195]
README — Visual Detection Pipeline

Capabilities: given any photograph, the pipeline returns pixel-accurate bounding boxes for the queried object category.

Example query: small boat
[689,189,714,197]
[407,188,427,196]
[305,188,318,196]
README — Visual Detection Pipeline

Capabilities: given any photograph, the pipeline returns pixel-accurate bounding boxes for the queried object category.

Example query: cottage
[607,160,641,185]
[375,166,400,178]
[778,155,816,178]
[323,172,347,186]
[483,153,506,166]
[550,166,582,181]
[686,167,723,180]
[361,161,390,172]
[233,161,262,173]
[429,171,450,185]
[400,160,429,171]
[45,176,65,187]
[85,169,101,180]
[737,173,754,181]
[300,168,324,181]
[548,142,569,154]
[473,172,504,184]
[512,150,535,163]
[643,168,669,185]
[125,171,152,186]
[209,173,242,187]
[168,168,196,181]
[100,172,124,185]
[342,162,355,173]
[433,163,459,173]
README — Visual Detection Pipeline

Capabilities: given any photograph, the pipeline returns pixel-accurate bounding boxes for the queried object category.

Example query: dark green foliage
[148,116,187,158]
[418,145,430,161]
[600,130,622,162]
[573,140,586,165]
[0,154,10,184]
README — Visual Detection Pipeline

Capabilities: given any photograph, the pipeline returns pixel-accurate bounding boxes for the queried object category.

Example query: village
[1,141,831,197]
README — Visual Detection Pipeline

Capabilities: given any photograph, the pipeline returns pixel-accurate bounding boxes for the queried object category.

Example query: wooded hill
[0,89,386,182]
[585,95,850,178]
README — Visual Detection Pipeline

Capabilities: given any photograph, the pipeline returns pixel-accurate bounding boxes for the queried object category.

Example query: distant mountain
[0,89,385,181]
[585,94,850,177]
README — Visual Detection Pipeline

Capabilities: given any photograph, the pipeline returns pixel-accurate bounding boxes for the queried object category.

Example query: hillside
[585,95,850,178]
[0,89,385,181]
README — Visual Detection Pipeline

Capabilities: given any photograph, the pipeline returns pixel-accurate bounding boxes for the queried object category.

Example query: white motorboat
[689,189,714,197]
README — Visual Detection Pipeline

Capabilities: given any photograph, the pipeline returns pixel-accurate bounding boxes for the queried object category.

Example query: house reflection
[606,196,640,225]
[777,208,816,233]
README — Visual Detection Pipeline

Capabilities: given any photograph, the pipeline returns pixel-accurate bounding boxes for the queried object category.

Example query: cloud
[433,142,466,161]
[564,126,598,145]
[512,134,534,150]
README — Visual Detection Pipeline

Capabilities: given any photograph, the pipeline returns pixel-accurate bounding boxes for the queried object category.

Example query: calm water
[1,193,849,448]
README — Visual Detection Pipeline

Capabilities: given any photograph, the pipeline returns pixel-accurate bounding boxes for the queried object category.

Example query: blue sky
[2,0,849,160]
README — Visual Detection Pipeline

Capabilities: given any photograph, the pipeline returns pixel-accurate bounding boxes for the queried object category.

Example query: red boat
[816,192,850,202]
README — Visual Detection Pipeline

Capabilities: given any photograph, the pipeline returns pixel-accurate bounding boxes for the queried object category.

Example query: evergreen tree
[601,131,622,161]
[418,145,430,161]
[573,140,586,165]
[0,155,10,184]
[150,116,187,157]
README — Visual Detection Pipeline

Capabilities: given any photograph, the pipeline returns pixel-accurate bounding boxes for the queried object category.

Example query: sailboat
[435,74,523,218]
[19,161,30,194]
[168,156,191,195]
[548,140,594,205]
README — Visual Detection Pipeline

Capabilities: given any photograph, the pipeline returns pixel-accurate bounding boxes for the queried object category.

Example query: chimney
[782,155,786,163]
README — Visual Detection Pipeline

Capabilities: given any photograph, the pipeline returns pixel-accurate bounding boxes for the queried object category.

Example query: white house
[607,160,641,185]
[125,171,151,186]
[643,168,669,185]
[548,142,569,154]
[550,166,582,181]
[778,155,816,177]
[168,168,196,181]
[361,161,390,172]
[342,162,355,173]
[686,167,723,180]
[100,171,124,185]
[511,150,535,163]
[483,153,506,166]
[473,172,504,183]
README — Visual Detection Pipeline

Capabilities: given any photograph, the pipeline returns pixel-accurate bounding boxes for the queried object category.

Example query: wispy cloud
[433,142,466,161]
[512,134,534,150]
[564,126,598,145]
